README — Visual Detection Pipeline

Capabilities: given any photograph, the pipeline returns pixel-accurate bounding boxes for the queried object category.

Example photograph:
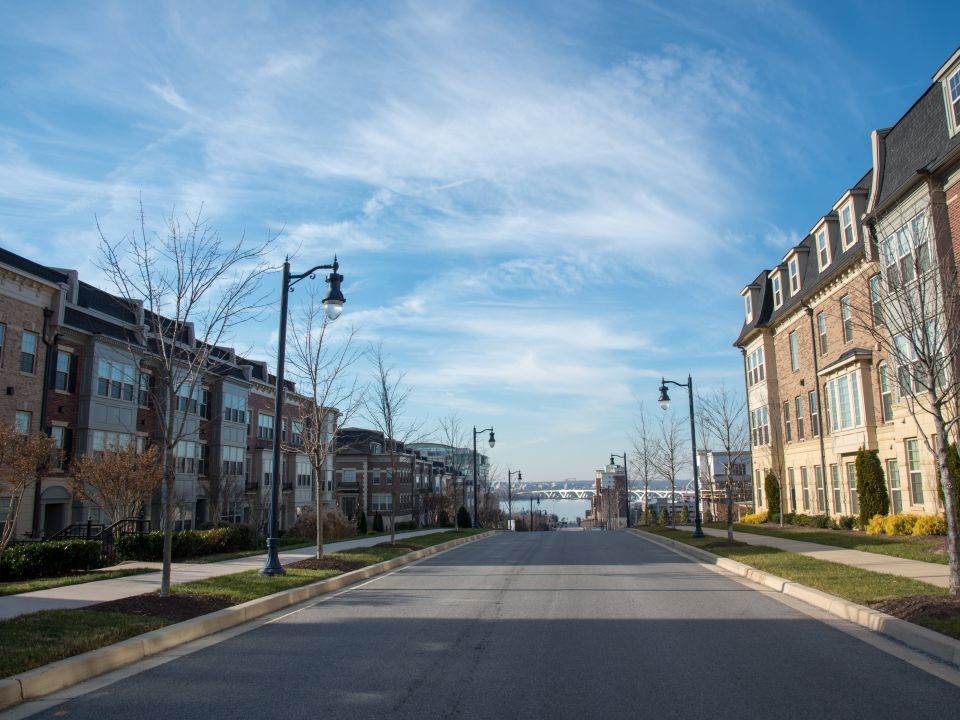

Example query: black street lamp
[472,425,495,528]
[261,257,345,576]
[529,494,540,532]
[658,374,704,538]
[610,451,630,528]
[507,469,521,530]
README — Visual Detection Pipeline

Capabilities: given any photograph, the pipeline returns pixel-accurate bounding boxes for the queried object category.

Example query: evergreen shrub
[456,506,471,529]
[740,511,768,525]
[764,472,781,522]
[372,511,385,533]
[356,510,368,534]
[657,508,669,526]
[856,449,889,527]
[0,540,104,581]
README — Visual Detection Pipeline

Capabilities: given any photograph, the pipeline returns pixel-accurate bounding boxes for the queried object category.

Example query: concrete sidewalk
[0,528,446,620]
[698,526,949,588]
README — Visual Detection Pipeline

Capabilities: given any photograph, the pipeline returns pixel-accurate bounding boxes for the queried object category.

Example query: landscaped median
[0,529,491,711]
[632,526,960,668]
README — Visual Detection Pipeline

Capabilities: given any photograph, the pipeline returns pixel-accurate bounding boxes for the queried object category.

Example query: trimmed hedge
[0,540,104,581]
[865,513,947,536]
[741,511,769,525]
[115,525,258,561]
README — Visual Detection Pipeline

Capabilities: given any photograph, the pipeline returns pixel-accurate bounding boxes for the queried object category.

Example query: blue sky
[1,1,958,484]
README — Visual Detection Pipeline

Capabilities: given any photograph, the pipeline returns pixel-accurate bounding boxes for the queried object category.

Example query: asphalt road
[21,531,960,719]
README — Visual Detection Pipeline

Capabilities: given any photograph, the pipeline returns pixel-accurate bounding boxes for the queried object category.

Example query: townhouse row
[735,49,960,518]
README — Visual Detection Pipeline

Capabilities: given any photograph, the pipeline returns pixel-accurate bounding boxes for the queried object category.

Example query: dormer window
[948,67,960,133]
[772,273,783,308]
[788,257,800,294]
[744,293,753,323]
[841,204,856,249]
[816,229,831,270]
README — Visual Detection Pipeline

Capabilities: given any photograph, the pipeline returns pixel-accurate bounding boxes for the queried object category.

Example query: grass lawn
[640,526,947,605]
[0,529,485,679]
[0,568,153,597]
[703,522,947,565]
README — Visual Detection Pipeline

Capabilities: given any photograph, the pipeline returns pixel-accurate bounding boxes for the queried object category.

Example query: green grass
[0,568,153,597]
[170,568,340,603]
[0,609,169,678]
[917,616,960,638]
[640,526,946,605]
[703,522,948,565]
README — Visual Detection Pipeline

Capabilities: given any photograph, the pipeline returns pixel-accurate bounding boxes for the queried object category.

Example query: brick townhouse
[736,48,960,518]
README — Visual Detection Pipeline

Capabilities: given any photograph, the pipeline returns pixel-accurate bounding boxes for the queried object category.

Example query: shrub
[865,514,887,535]
[657,508,670,526]
[884,514,920,536]
[437,510,450,527]
[832,515,856,531]
[740,511,768,525]
[395,521,417,531]
[764,472,781,522]
[372,511,385,533]
[456,506,472,529]
[703,509,714,524]
[287,510,356,541]
[936,443,960,521]
[356,510,368,535]
[0,540,104,581]
[114,525,256,561]
[912,514,947,536]
[680,506,690,524]
[856,448,888,528]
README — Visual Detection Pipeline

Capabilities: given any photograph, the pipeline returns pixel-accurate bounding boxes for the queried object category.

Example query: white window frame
[788,257,800,293]
[744,293,753,323]
[840,295,853,343]
[840,203,856,249]
[816,229,831,270]
[772,273,783,308]
[817,311,828,355]
[946,66,960,136]
[789,330,799,370]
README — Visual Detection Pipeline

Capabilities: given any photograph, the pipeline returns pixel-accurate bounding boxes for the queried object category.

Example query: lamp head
[322,257,345,321]
[658,382,670,411]
[517,470,522,481]
[610,454,615,466]
[487,430,495,448]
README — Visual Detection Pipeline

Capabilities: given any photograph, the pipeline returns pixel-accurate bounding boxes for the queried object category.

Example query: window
[800,467,810,512]
[281,419,288,443]
[176,383,202,414]
[0,323,5,366]
[755,470,763,506]
[175,440,199,474]
[816,229,830,269]
[54,351,75,391]
[772,273,783,308]
[881,212,929,289]
[198,444,208,476]
[747,347,765,386]
[224,393,246,423]
[296,457,313,487]
[817,312,828,355]
[906,439,924,504]
[221,446,245,477]
[744,293,753,322]
[788,257,800,293]
[51,426,72,470]
[824,370,863,431]
[14,411,31,434]
[20,331,38,374]
[887,459,903,514]
[750,406,770,446]
[840,204,856,249]
[840,295,853,342]
[809,390,819,437]
[847,462,859,516]
[878,363,894,423]
[782,401,792,442]
[795,395,804,440]
[257,413,275,441]
[291,421,302,446]
[342,468,356,484]
[869,275,883,327]
[371,469,380,486]
[199,389,209,419]
[138,374,151,407]
[815,465,825,511]
[96,359,135,400]
[91,430,135,452]
[950,67,960,128]
[789,331,799,370]
[372,494,393,512]
[830,464,842,512]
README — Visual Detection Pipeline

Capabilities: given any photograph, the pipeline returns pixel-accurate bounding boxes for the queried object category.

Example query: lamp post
[261,257,345,576]
[610,451,630,528]
[658,374,703,538]
[529,494,540,531]
[472,426,495,528]
[507,469,521,530]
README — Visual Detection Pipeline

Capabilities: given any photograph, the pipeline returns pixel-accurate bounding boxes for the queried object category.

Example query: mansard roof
[0,246,70,285]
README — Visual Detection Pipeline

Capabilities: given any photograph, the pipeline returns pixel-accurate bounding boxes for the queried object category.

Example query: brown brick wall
[0,291,49,433]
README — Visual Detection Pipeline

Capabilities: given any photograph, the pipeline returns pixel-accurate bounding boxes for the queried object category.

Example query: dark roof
[0,246,70,285]
[77,282,138,324]
[875,82,960,208]
[63,306,142,345]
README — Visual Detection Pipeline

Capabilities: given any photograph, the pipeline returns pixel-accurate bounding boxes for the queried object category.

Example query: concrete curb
[631,529,960,669]
[0,531,495,711]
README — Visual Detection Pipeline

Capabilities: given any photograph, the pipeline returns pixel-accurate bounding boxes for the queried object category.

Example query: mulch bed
[91,593,235,623]
[700,540,747,549]
[872,594,960,623]
[373,542,419,550]
[285,557,366,572]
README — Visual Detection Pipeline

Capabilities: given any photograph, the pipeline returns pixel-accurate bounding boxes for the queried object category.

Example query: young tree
[286,287,362,559]
[631,404,657,525]
[97,202,271,596]
[850,200,960,594]
[361,343,423,544]
[71,443,164,524]
[698,385,750,543]
[437,414,471,529]
[855,448,889,527]
[651,411,688,529]
[0,422,57,552]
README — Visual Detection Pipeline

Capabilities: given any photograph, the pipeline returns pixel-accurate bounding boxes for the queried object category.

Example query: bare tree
[0,422,57,552]
[286,288,362,559]
[71,443,164,524]
[97,202,271,596]
[850,200,960,594]
[631,404,657,524]
[651,410,689,528]
[698,385,749,543]
[361,343,423,544]
[437,414,471,528]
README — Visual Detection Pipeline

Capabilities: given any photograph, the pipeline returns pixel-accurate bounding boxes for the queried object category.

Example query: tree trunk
[726,475,734,543]
[932,409,960,595]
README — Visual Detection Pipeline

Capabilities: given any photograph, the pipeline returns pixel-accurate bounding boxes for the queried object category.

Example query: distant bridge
[491,480,696,503]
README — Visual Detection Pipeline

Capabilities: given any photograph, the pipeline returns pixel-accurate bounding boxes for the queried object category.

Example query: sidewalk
[0,528,446,620]
[698,526,950,588]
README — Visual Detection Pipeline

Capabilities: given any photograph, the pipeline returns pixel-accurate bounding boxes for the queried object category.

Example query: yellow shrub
[865,514,887,535]
[741,511,769,525]
[911,514,947,536]
[883,514,920,536]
